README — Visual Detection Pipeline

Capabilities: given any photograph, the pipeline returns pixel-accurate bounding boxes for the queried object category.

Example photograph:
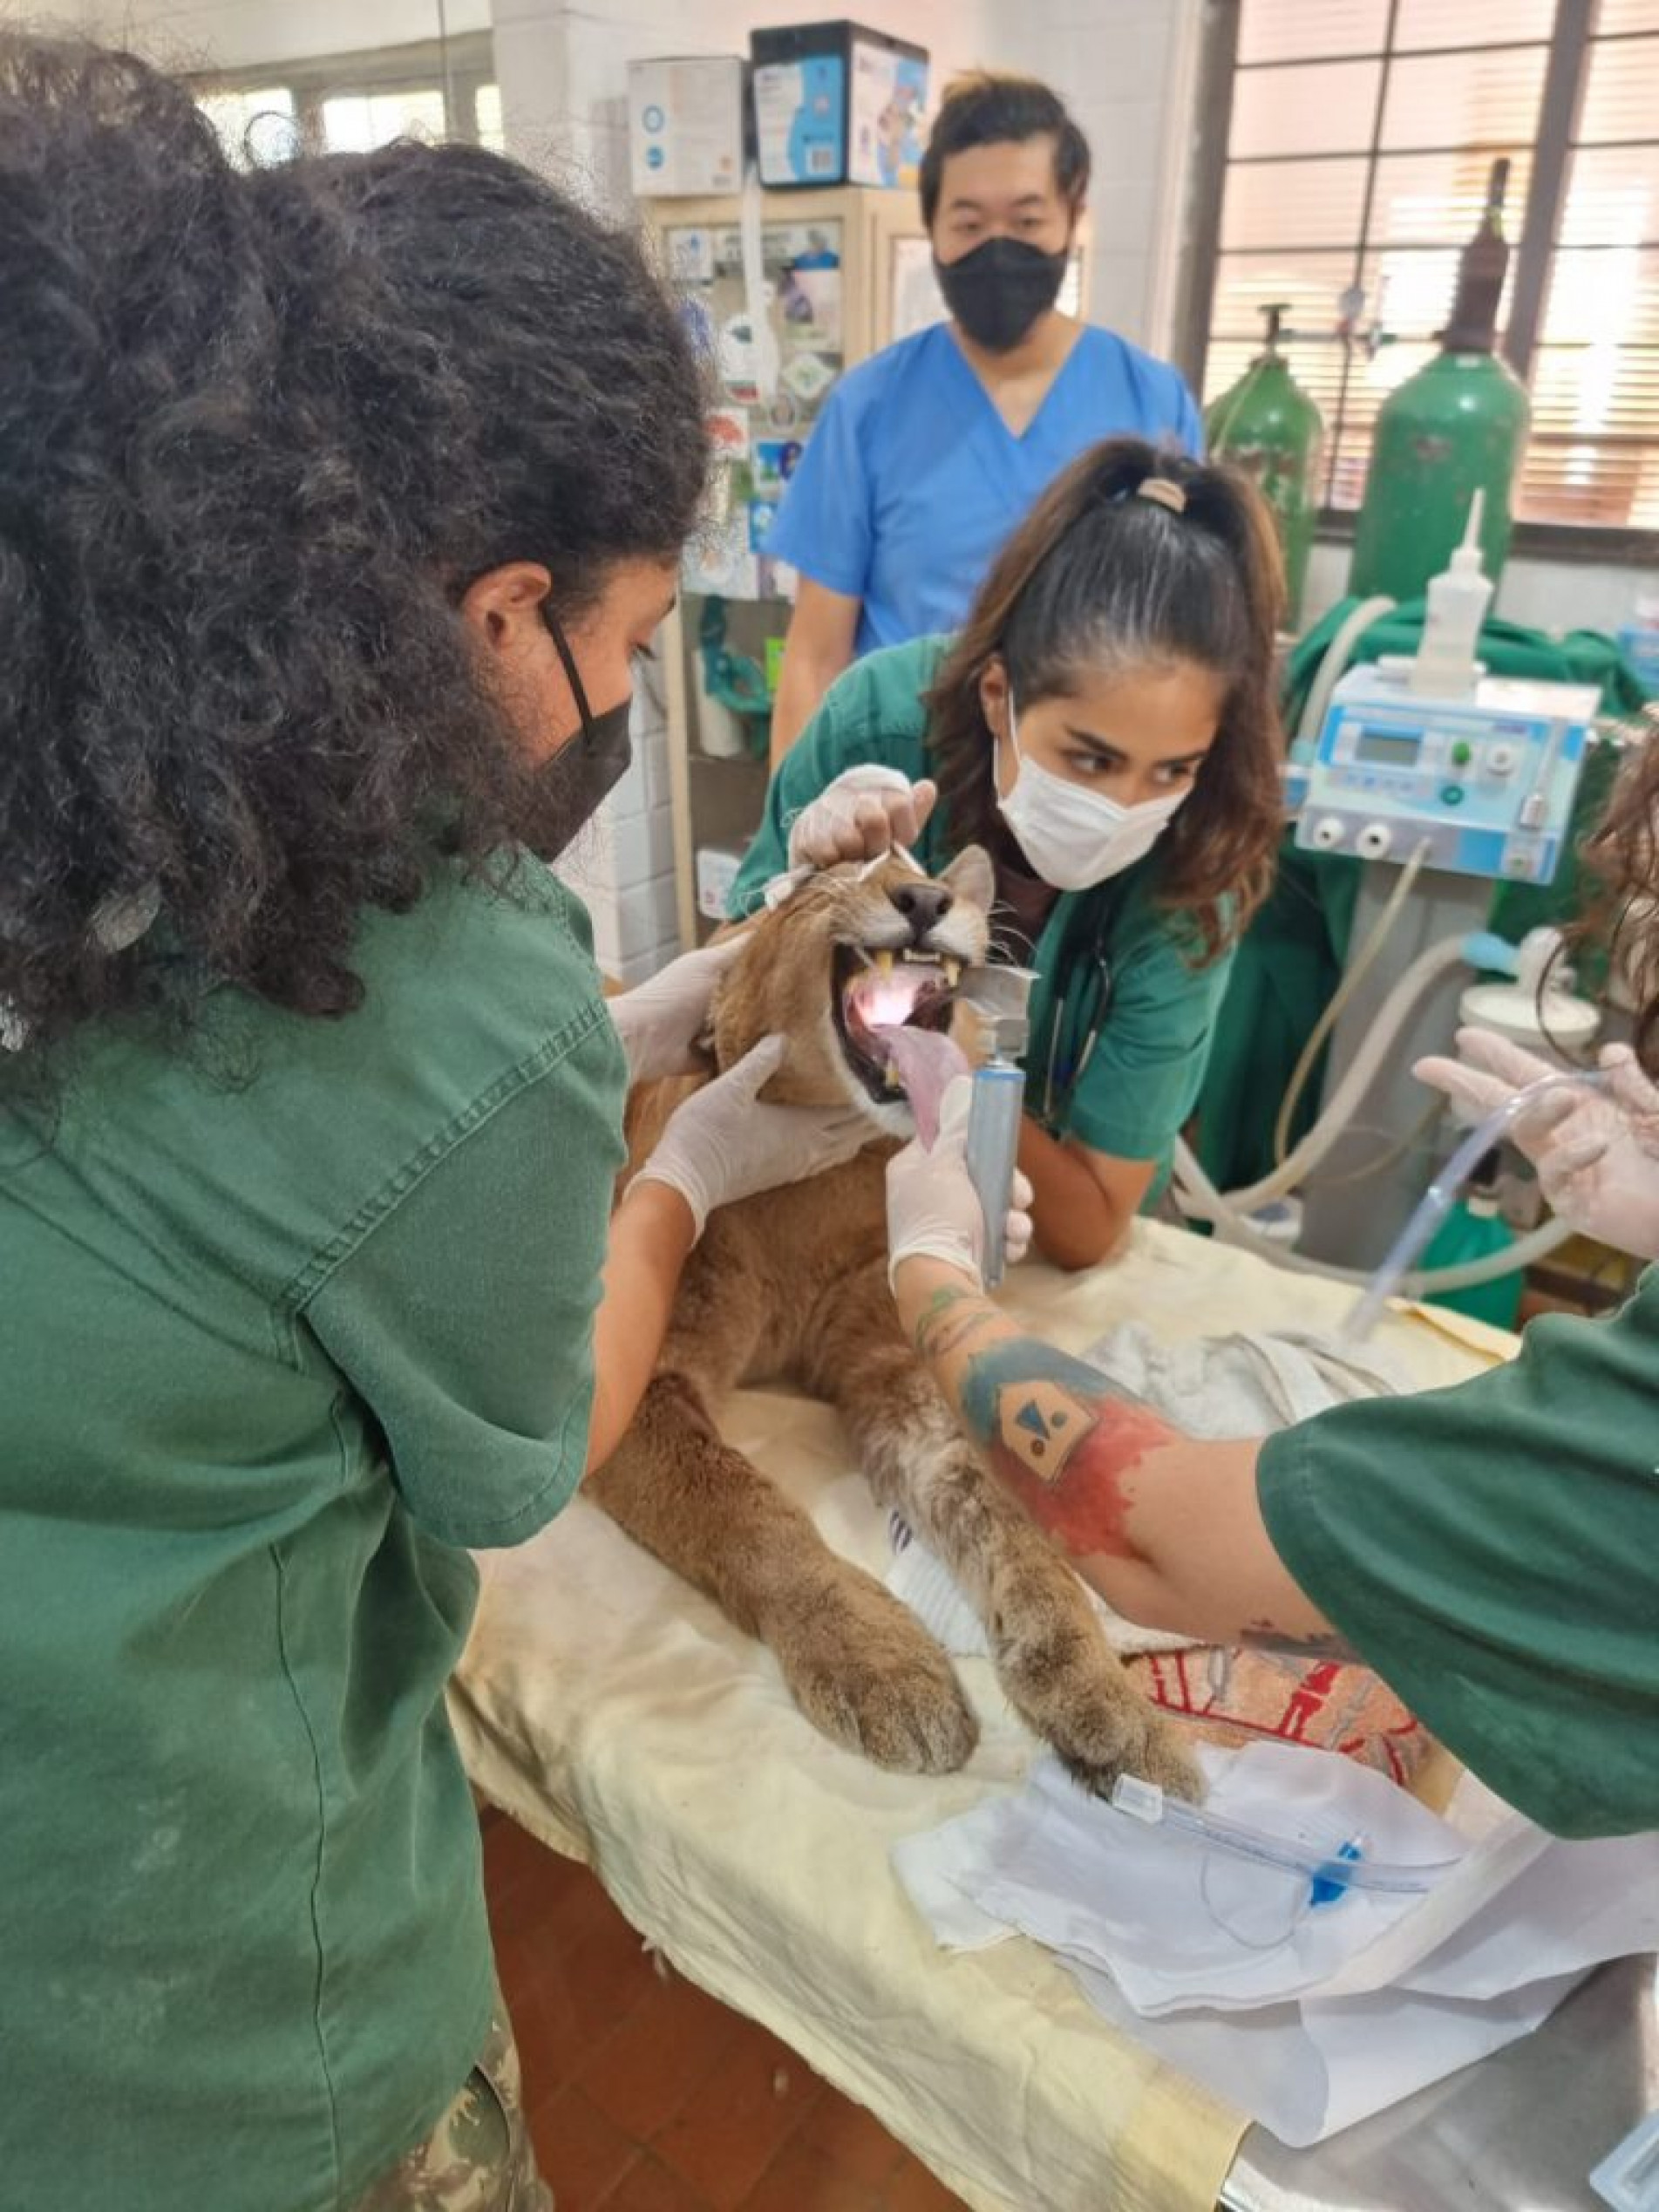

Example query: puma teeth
[875,950,895,977]
[883,1065,901,1090]
[943,957,962,987]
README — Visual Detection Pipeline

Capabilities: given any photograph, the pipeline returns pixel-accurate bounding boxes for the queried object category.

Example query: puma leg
[814,1326,1201,1802]
[589,1371,977,1775]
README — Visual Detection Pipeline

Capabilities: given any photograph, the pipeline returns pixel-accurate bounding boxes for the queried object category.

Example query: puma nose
[888,881,954,943]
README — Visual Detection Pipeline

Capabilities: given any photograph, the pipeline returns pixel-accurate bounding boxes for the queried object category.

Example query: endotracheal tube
[1343,1067,1611,1342]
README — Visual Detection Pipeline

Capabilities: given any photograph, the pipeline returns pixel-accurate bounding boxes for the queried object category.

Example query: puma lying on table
[589,847,1198,1797]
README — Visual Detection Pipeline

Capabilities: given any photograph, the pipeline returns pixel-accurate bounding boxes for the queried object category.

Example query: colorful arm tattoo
[909,1303,1342,1650]
[909,1284,1004,1366]
[952,1335,1176,1562]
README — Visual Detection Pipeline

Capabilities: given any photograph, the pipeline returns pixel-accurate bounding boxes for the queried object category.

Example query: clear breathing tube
[1339,1066,1611,1340]
[1182,934,1473,1220]
[1171,1135,1575,1298]
[1167,924,1601,1317]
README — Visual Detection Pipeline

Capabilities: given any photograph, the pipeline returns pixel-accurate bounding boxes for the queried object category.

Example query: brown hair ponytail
[1574,718,1659,1071]
[924,436,1286,961]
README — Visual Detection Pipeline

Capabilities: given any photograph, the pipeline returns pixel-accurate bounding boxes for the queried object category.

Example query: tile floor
[481,1807,969,2212]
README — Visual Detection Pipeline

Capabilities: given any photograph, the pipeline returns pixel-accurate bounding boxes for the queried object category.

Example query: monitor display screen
[1353,728,1423,769]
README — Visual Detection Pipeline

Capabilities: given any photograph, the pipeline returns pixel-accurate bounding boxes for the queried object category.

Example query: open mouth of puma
[833,945,962,1104]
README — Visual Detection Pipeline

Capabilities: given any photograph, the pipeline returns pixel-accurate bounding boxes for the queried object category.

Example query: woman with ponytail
[730,437,1287,1267]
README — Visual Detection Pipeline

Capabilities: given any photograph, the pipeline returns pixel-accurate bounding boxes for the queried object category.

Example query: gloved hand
[633,1036,873,1237]
[609,937,745,1084]
[886,1075,1036,1290]
[786,763,939,869]
[1414,1029,1659,1259]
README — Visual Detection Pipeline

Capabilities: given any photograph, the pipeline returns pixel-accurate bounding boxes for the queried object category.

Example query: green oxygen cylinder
[1349,159,1530,603]
[1205,303,1325,627]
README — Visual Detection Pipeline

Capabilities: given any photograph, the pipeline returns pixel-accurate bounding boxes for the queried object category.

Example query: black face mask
[935,235,1068,354]
[541,609,633,854]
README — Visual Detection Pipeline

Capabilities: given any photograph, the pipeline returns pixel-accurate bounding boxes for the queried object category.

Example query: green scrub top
[730,636,1235,1180]
[1258,1275,1659,1838]
[0,861,624,2210]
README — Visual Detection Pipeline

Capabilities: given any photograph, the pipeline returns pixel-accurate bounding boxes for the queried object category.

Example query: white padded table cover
[451,1222,1509,2212]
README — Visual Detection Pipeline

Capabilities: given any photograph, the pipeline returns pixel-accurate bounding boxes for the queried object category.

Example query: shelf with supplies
[645,184,925,948]
[644,186,1094,948]
[664,590,780,944]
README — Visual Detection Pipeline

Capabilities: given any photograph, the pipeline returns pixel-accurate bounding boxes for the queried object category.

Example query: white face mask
[994,691,1190,892]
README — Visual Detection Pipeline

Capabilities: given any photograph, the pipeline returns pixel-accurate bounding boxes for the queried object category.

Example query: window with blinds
[1195,0,1659,534]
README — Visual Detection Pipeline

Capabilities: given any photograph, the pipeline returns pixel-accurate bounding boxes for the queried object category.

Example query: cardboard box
[751,21,928,190]
[628,57,747,198]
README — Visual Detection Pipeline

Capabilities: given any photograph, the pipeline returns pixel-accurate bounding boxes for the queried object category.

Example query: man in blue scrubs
[766,72,1203,762]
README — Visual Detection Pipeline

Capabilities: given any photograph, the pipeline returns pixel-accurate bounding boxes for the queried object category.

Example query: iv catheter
[1109,1774,1461,1903]
[1340,1065,1611,1341]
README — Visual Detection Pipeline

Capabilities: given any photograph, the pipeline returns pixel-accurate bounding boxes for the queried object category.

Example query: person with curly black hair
[0,36,867,2210]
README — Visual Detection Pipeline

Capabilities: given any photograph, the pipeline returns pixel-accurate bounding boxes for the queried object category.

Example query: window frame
[189,31,499,160]
[1174,0,1659,566]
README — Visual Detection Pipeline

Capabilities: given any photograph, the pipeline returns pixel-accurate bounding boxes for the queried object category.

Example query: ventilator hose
[1171,1133,1572,1297]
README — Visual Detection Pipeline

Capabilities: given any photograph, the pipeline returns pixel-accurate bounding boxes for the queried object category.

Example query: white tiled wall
[1011,0,1204,353]
[558,684,681,986]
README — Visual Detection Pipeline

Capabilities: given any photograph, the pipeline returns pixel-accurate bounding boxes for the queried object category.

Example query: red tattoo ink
[990,1398,1172,1560]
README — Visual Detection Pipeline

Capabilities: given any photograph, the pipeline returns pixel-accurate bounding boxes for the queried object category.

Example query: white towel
[886,1512,1196,1661]
[1080,1323,1410,1436]
[894,1741,1659,2147]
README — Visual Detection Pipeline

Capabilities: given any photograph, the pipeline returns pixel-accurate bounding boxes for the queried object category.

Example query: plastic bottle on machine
[1410,488,1494,699]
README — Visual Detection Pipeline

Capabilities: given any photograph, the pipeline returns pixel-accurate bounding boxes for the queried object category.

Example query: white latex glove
[1414,1029,1659,1259]
[786,763,939,868]
[633,1036,873,1237]
[885,1074,1036,1290]
[609,938,745,1084]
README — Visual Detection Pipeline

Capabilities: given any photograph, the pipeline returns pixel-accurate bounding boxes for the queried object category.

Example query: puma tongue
[876,1024,969,1147]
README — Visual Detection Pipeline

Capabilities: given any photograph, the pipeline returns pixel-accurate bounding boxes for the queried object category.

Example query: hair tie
[1136,476,1187,515]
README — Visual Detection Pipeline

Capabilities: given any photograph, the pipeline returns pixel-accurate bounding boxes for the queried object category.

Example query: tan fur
[591,850,1198,1793]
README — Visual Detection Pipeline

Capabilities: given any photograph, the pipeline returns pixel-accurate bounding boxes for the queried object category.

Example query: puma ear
[942,843,994,916]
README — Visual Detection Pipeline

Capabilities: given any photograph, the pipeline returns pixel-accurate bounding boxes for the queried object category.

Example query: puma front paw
[771,1569,978,1774]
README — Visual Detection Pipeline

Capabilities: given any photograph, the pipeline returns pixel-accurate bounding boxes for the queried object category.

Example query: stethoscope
[1036,916,1114,1132]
